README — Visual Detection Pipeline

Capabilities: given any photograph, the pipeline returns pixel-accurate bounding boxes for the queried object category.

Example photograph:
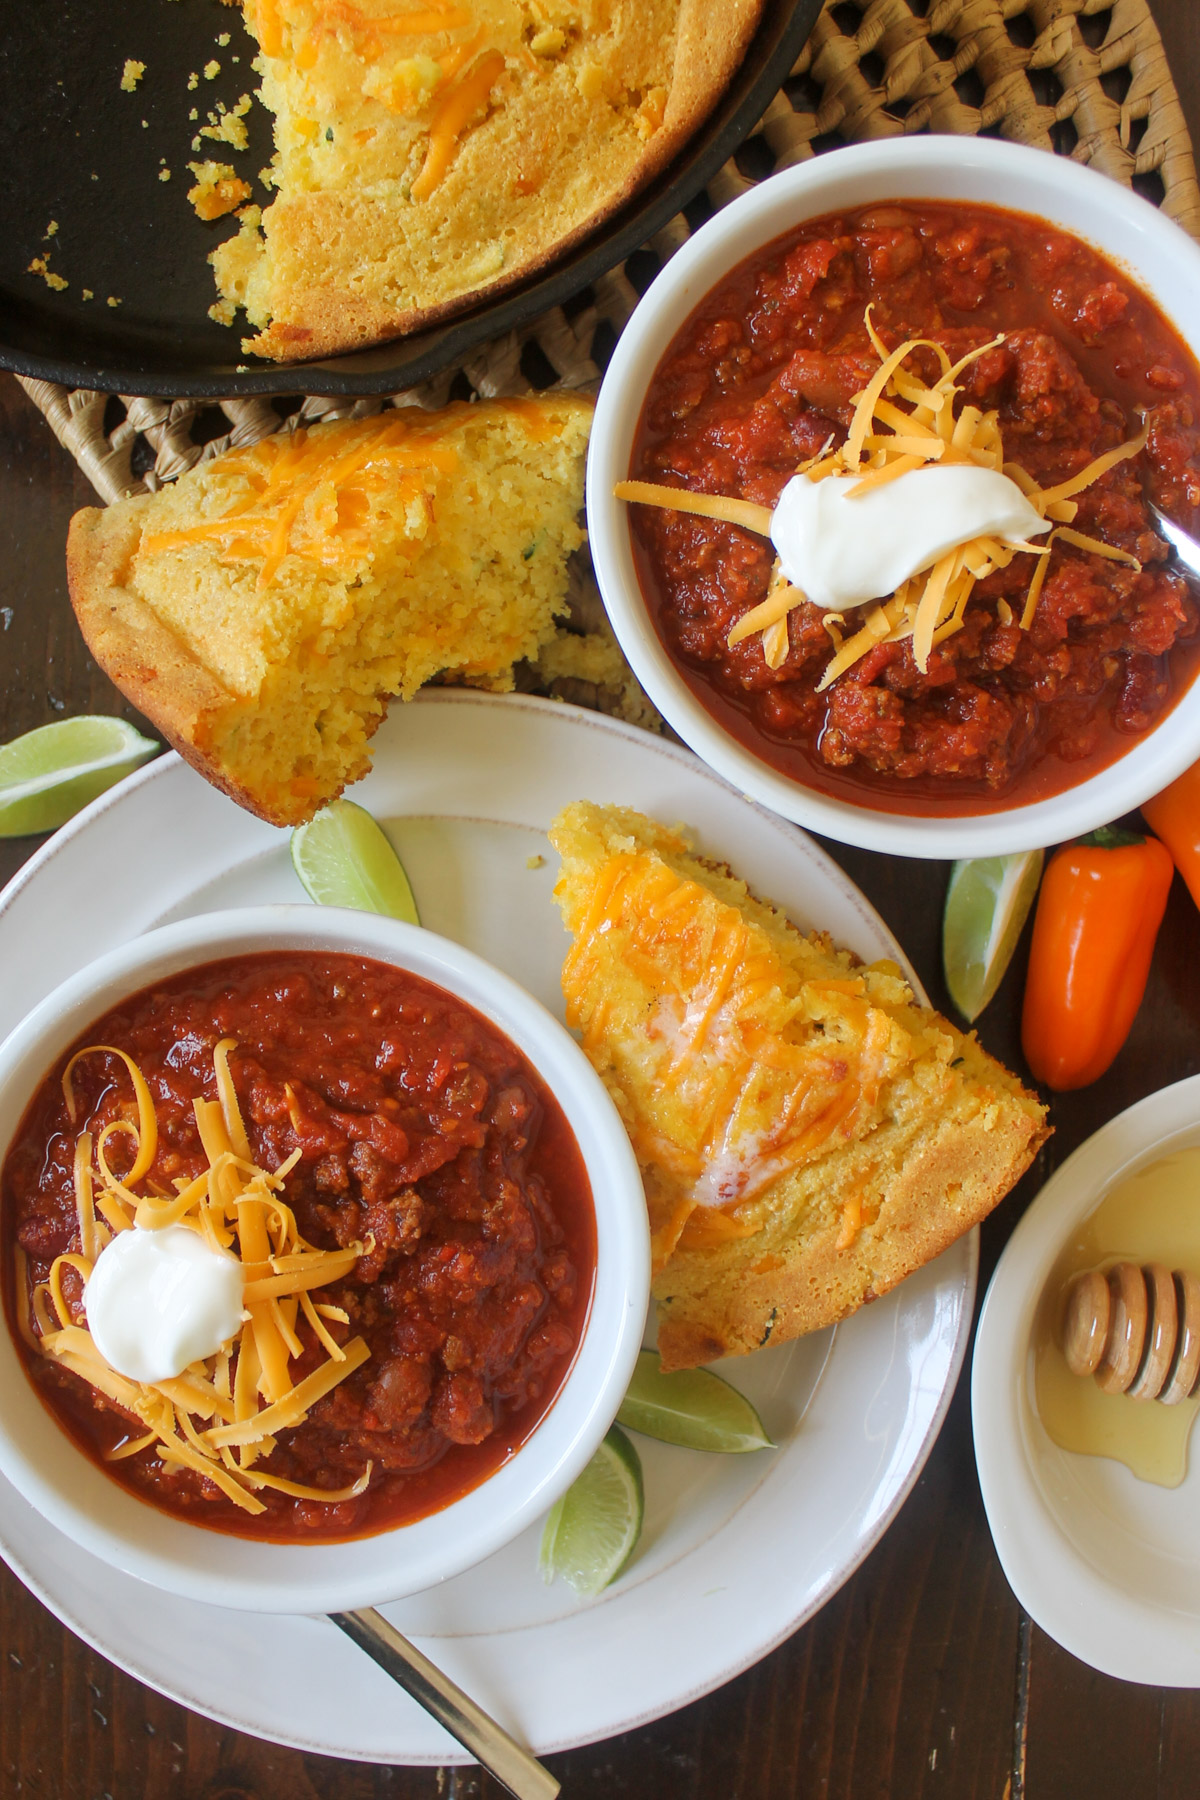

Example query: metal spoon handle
[329,1607,560,1800]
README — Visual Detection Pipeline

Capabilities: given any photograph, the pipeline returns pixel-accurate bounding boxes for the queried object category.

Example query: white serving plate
[0,690,974,1760]
[974,1074,1200,1687]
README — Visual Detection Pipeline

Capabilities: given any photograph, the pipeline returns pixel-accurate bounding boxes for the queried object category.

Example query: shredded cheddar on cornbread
[66,395,592,825]
[551,802,1049,1370]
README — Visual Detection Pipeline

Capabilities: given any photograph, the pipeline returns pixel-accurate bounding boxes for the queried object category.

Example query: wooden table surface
[3,8,1200,1795]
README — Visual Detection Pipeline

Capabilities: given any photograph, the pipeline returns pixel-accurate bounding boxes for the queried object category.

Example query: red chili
[1020,827,1175,1091]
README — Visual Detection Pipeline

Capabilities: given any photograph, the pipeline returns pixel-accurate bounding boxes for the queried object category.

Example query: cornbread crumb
[217,31,231,46]
[526,854,546,870]
[189,107,199,121]
[27,255,67,292]
[203,59,220,79]
[200,105,249,152]
[120,59,145,92]
[82,288,94,301]
[188,72,199,91]
[67,396,594,827]
[159,168,172,182]
[208,298,237,325]
[106,296,122,308]
[188,161,252,221]
[44,220,58,238]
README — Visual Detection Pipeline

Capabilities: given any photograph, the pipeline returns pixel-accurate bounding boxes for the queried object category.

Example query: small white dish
[587,136,1200,858]
[0,903,650,1615]
[973,1074,1200,1686]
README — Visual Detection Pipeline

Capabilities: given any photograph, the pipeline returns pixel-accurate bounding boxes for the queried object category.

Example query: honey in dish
[1033,1148,1200,1488]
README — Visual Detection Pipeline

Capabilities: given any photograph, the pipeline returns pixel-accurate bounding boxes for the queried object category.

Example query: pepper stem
[1076,825,1145,850]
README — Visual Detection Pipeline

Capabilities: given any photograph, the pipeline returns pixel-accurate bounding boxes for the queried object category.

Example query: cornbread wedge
[67,396,591,826]
[550,802,1048,1370]
[214,0,763,360]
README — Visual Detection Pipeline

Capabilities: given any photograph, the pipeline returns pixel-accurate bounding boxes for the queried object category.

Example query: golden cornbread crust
[550,802,1049,1370]
[67,507,262,816]
[216,0,763,362]
[67,396,593,827]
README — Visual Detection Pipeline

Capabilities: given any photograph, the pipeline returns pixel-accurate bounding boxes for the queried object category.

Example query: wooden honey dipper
[1060,1263,1200,1403]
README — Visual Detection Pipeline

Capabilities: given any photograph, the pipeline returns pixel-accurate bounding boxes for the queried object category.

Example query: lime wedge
[942,849,1044,1023]
[0,716,159,838]
[290,801,420,923]
[538,1426,644,1597]
[617,1348,773,1453]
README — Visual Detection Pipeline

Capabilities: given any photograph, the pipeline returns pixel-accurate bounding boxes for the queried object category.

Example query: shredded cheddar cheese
[139,413,460,589]
[410,49,506,200]
[23,1039,372,1515]
[616,309,1147,685]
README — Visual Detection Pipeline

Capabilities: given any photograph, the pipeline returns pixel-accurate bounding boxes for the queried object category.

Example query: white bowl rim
[972,1073,1200,1685]
[588,135,1200,859]
[0,905,649,1613]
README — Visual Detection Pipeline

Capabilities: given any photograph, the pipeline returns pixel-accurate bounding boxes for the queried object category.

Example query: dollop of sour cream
[84,1224,244,1384]
[769,463,1050,613]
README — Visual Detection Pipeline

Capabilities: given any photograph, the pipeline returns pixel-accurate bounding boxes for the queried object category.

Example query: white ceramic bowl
[973,1075,1200,1685]
[588,136,1200,858]
[0,906,649,1614]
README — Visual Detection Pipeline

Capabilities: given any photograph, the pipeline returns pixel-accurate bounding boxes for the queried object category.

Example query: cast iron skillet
[0,0,823,398]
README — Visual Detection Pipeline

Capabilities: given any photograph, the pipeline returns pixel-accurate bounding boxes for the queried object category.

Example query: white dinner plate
[973,1075,1200,1687]
[0,691,974,1761]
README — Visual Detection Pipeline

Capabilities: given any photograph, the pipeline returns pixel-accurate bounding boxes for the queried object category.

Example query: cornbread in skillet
[213,0,763,361]
[66,395,592,826]
[550,802,1048,1369]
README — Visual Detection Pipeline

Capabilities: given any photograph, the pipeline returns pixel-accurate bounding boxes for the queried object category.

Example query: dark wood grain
[3,8,1200,1793]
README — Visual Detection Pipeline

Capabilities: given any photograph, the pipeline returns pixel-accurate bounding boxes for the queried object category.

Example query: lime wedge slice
[942,849,1044,1023]
[538,1426,644,1597]
[617,1348,773,1453]
[0,716,159,838]
[290,801,420,923]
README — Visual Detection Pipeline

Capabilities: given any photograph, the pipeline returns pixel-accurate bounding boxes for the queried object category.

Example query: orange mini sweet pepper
[1141,757,1200,914]
[1021,826,1175,1091]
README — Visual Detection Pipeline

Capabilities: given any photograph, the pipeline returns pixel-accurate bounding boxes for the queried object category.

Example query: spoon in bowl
[1149,501,1200,580]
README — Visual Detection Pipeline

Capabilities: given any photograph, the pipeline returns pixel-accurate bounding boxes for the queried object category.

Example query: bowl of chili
[587,136,1200,858]
[0,906,649,1613]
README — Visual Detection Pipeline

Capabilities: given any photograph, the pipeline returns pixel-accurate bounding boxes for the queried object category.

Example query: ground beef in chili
[1,952,595,1542]
[631,200,1200,813]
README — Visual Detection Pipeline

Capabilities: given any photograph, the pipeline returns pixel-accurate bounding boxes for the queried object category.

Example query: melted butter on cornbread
[551,802,1048,1369]
[213,0,762,360]
[66,396,591,825]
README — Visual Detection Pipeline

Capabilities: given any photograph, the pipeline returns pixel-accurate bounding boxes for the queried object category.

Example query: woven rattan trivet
[16,0,1199,723]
